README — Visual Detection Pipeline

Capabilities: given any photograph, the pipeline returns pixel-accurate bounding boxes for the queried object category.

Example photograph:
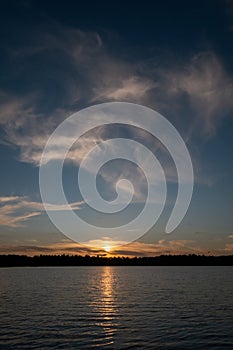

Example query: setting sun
[104,246,112,253]
[82,237,129,253]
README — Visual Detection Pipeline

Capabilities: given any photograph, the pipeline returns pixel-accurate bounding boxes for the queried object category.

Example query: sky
[0,0,232,256]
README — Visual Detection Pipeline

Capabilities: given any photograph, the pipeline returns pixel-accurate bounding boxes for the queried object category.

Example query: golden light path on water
[88,267,119,347]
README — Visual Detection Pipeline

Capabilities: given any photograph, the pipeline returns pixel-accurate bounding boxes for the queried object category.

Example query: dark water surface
[1,266,233,349]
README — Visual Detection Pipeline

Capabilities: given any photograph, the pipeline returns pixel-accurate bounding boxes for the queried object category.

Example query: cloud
[163,52,233,136]
[1,233,232,256]
[0,200,41,228]
[0,241,107,256]
[0,196,83,228]
[93,76,156,101]
[1,50,231,171]
[0,196,21,203]
[1,25,153,165]
[81,237,203,256]
[112,240,206,256]
[224,243,233,253]
[0,22,232,199]
[0,239,208,257]
[82,237,128,251]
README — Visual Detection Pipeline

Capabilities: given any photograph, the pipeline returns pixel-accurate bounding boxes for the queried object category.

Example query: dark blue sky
[0,0,232,256]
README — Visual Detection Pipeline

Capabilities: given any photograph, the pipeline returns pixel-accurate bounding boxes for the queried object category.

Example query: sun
[104,245,112,253]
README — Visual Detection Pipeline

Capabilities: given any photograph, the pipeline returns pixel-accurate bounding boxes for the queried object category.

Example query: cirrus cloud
[0,196,83,228]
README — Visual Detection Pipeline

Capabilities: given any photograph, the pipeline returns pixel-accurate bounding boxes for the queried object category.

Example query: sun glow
[104,245,112,253]
[82,237,129,253]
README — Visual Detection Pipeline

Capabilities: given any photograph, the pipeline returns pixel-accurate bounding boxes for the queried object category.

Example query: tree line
[1,254,233,267]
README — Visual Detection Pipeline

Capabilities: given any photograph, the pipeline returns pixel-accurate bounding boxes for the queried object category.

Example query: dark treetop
[1,254,233,267]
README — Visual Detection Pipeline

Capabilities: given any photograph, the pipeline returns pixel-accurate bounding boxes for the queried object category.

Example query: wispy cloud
[93,76,156,102]
[0,239,207,256]
[0,196,21,203]
[163,52,233,136]
[0,241,106,256]
[0,23,232,193]
[0,196,83,228]
[111,240,207,256]
[224,244,233,253]
[0,234,232,256]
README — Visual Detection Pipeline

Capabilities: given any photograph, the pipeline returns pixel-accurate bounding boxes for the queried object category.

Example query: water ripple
[0,266,233,349]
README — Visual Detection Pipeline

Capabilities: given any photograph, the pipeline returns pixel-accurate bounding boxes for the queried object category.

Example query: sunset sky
[0,0,233,256]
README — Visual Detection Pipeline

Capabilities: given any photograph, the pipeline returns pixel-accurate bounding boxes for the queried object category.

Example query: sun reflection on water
[90,267,118,346]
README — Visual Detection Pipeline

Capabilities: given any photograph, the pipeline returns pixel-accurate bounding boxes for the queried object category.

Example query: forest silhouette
[1,254,233,267]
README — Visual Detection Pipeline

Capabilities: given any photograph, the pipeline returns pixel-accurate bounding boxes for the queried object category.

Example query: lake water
[1,266,233,349]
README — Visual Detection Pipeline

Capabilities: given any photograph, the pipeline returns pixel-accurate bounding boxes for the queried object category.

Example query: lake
[1,266,233,349]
